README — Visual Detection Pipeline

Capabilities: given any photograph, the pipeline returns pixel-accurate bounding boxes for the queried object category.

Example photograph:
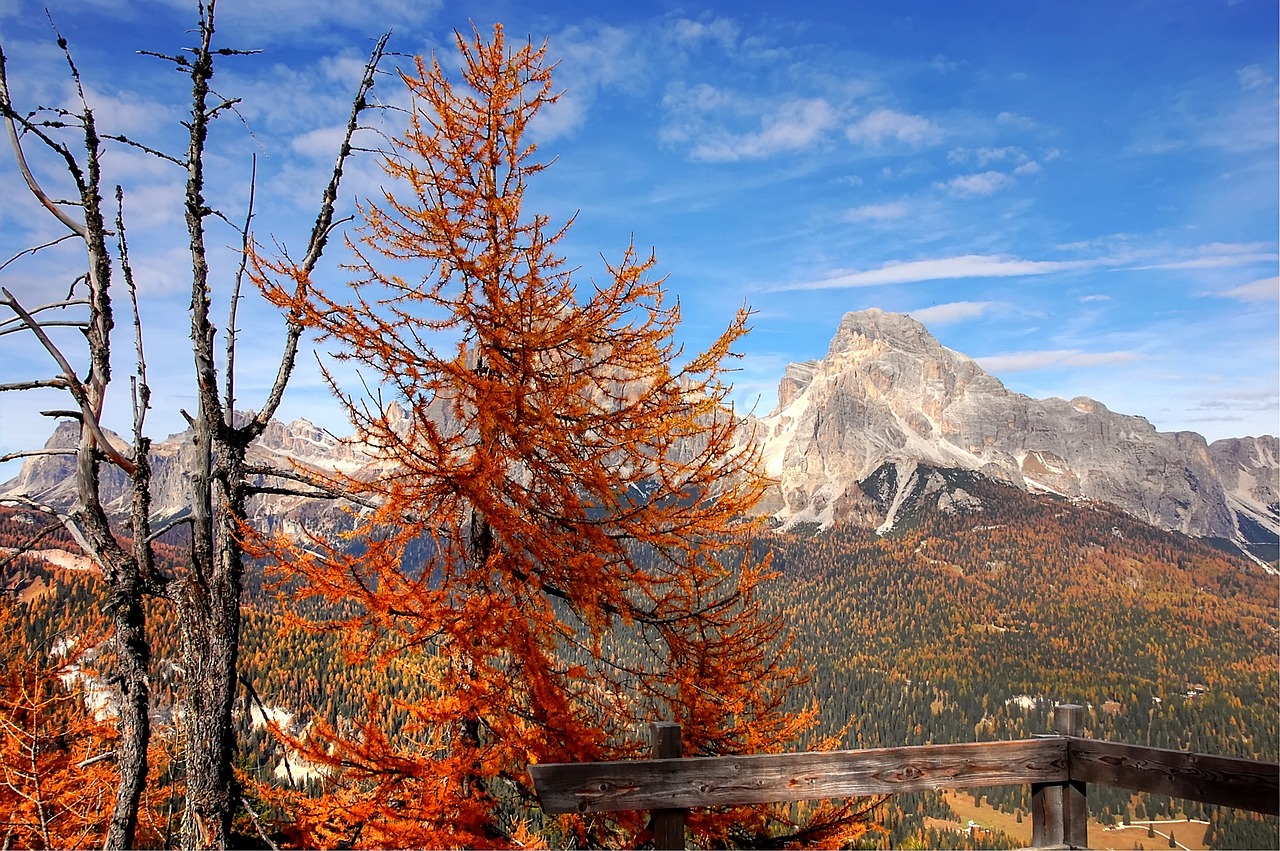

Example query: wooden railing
[529,704,1279,849]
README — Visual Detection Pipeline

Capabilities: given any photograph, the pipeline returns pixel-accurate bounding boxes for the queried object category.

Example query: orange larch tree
[254,25,866,848]
[0,602,117,850]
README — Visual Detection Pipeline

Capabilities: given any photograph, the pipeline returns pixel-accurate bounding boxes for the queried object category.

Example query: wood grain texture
[649,723,685,849]
[1068,738,1280,816]
[530,739,1067,814]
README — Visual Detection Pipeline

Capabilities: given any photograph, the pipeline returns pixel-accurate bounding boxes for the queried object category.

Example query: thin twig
[247,30,391,438]
[225,154,256,411]
[0,379,70,393]
[0,287,136,475]
[0,233,79,273]
[0,47,87,237]
[0,448,75,464]
[239,797,280,851]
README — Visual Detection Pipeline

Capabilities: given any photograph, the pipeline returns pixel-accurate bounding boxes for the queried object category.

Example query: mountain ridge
[747,309,1276,563]
[3,309,1276,565]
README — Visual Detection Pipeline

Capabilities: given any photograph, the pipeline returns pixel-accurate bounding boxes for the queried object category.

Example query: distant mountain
[3,308,1276,566]
[746,309,1278,565]
[0,415,372,540]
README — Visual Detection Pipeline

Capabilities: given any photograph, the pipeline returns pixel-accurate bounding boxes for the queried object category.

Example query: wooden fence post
[1032,704,1087,848]
[650,722,685,850]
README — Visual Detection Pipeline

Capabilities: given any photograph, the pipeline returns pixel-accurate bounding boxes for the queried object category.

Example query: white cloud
[291,125,349,161]
[909,301,999,325]
[846,108,941,147]
[156,0,441,46]
[842,201,911,222]
[1078,294,1112,303]
[938,170,1015,197]
[1013,160,1042,176]
[1237,64,1273,91]
[71,85,179,137]
[690,97,838,161]
[775,254,1087,291]
[975,146,1026,166]
[532,23,640,141]
[930,55,960,74]
[670,15,740,50]
[978,349,1145,373]
[1133,243,1278,270]
[1221,276,1279,301]
[996,111,1036,130]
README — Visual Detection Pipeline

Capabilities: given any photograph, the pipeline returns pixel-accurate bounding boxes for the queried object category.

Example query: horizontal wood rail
[529,705,1279,849]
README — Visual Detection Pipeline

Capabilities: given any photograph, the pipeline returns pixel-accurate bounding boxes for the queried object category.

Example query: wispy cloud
[909,301,1000,325]
[774,254,1088,291]
[1133,243,1278,270]
[978,349,1146,373]
[1220,276,1279,301]
[534,23,641,141]
[842,201,911,222]
[1237,64,1273,91]
[846,108,941,147]
[938,170,1015,197]
[996,111,1036,130]
[670,15,740,50]
[684,97,839,161]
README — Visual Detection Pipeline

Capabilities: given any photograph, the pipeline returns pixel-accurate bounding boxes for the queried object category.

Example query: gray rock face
[1208,435,1280,551]
[4,310,1275,566]
[751,309,1273,559]
[0,416,373,538]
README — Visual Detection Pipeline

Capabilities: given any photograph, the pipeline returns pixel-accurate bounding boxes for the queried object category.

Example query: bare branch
[239,797,280,851]
[0,379,70,393]
[1,288,87,400]
[116,185,150,434]
[243,462,376,508]
[145,515,191,544]
[0,321,89,337]
[0,233,80,273]
[102,133,184,167]
[247,30,391,437]
[0,448,75,464]
[0,495,95,558]
[1,287,137,476]
[0,47,88,238]
[0,519,63,571]
[225,154,256,411]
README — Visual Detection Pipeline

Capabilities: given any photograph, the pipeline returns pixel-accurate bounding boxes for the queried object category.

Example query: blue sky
[1,0,1276,478]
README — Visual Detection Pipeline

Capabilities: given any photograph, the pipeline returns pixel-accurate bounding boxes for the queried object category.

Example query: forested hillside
[759,472,1278,848]
[3,473,1276,848]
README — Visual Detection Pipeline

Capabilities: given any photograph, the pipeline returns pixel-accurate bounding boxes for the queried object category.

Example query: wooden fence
[529,704,1279,849]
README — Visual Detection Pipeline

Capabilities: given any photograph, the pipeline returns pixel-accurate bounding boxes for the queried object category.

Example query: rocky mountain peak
[3,311,1275,568]
[828,308,939,357]
[754,311,1276,566]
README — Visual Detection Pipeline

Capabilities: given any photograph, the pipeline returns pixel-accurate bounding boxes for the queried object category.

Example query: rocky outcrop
[1208,435,1280,556]
[0,416,373,537]
[751,309,1274,561]
[4,310,1276,565]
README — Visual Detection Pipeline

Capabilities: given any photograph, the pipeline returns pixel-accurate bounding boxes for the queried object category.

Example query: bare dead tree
[0,31,159,850]
[1,2,390,848]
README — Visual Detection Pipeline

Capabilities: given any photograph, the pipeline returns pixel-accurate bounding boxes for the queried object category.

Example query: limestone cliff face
[750,309,1269,559]
[1208,435,1280,551]
[0,416,373,537]
[3,310,1276,565]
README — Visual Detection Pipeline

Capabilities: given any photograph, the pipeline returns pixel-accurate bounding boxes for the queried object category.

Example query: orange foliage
[0,602,116,849]
[252,24,861,848]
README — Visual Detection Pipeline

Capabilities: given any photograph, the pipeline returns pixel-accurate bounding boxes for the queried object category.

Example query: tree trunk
[178,407,247,849]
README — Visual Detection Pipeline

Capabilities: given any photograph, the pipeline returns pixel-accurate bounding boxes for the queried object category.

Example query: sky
[1,0,1276,480]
